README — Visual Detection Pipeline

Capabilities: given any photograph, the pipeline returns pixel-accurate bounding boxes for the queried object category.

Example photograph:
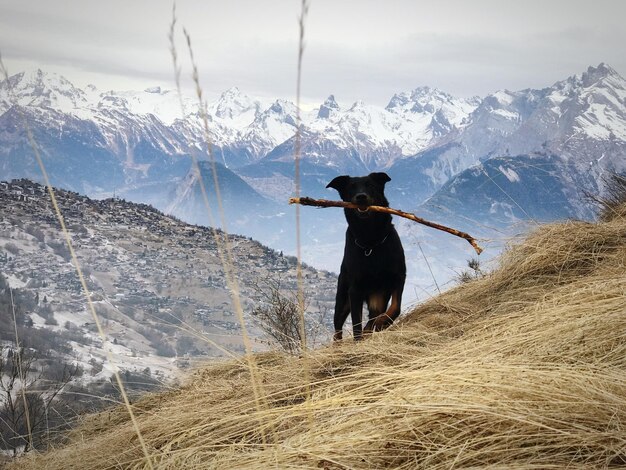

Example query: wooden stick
[289,196,483,255]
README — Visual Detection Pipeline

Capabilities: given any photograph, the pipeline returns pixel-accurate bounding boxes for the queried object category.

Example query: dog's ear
[326,175,350,192]
[369,172,391,186]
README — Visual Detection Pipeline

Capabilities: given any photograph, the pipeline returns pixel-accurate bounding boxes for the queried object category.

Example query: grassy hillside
[12,203,626,469]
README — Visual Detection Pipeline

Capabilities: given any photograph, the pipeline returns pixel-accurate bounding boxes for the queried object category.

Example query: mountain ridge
[1,63,625,284]
[0,68,480,170]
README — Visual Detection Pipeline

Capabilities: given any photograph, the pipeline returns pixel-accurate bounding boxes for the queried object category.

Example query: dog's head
[326,172,391,218]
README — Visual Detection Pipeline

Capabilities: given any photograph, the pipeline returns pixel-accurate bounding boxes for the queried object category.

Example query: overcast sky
[0,0,624,107]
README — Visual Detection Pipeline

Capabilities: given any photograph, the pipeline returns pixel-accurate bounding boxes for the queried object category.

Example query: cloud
[0,0,624,105]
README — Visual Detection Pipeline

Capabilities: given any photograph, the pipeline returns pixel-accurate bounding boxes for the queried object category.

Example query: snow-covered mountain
[0,69,479,171]
[1,64,625,292]
[389,63,626,231]
[258,88,479,173]
[0,69,94,114]
[393,63,626,205]
[0,68,481,237]
[385,87,480,152]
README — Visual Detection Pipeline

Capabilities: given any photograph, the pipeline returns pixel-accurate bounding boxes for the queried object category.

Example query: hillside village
[0,179,337,381]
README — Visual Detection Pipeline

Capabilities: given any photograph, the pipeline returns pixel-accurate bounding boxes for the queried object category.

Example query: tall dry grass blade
[293,0,315,429]
[168,2,184,117]
[167,21,271,443]
[163,3,247,363]
[10,287,33,453]
[417,241,441,294]
[0,54,155,469]
[294,0,310,352]
[487,170,538,225]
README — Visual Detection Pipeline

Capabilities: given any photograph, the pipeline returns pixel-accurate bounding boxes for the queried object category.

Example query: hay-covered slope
[13,209,626,469]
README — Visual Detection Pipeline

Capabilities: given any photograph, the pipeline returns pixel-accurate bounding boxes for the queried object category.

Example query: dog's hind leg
[333,301,350,341]
[364,292,391,334]
[372,287,403,331]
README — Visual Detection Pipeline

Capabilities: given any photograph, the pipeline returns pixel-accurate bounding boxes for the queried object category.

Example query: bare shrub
[4,242,19,255]
[598,172,626,221]
[457,257,485,284]
[585,171,626,221]
[48,240,71,262]
[251,276,328,355]
[0,347,81,456]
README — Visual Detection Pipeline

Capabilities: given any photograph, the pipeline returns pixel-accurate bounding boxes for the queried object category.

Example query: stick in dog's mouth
[289,196,484,255]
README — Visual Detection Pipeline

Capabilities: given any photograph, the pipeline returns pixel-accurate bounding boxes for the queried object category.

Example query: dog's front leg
[333,302,350,341]
[349,291,365,340]
[333,278,350,341]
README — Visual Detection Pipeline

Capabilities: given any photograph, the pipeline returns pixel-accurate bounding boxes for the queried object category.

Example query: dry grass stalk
[595,172,626,222]
[292,0,313,424]
[167,18,272,444]
[0,55,154,469]
[10,203,626,469]
[290,196,484,254]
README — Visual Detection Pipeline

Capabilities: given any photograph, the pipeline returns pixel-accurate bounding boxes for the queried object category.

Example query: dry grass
[11,208,626,469]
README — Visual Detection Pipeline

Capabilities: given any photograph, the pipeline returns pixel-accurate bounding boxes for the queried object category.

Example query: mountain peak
[317,94,340,119]
[588,62,618,77]
[1,68,87,111]
[410,85,436,98]
[386,86,446,112]
[213,86,258,120]
[581,63,622,87]
[221,86,242,98]
[349,100,365,110]
[323,95,339,108]
[268,99,296,115]
[14,68,45,83]
[9,69,66,89]
[385,92,409,110]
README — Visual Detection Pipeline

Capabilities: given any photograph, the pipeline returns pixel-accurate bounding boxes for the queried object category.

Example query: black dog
[326,172,406,340]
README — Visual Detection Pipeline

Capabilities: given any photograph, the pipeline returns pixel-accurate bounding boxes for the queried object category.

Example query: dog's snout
[354,193,369,205]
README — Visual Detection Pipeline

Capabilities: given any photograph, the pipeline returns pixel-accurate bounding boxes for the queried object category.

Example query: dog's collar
[353,232,389,257]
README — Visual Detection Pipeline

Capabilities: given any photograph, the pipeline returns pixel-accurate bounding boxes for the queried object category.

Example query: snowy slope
[261,89,479,171]
[0,69,480,171]
[389,63,626,208]
[0,69,90,114]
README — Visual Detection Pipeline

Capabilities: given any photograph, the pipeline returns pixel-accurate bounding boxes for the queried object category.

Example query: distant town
[0,179,337,381]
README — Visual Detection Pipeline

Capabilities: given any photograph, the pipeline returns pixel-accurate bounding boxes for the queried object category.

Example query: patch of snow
[493,109,519,120]
[6,274,26,289]
[491,90,515,106]
[498,165,520,183]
